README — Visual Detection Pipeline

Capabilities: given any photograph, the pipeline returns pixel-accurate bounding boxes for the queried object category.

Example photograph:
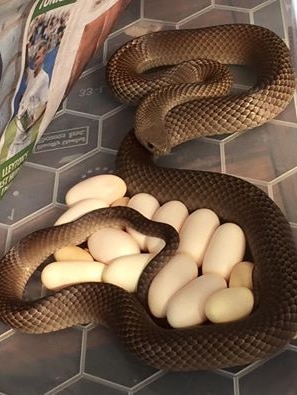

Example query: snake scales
[0,24,297,371]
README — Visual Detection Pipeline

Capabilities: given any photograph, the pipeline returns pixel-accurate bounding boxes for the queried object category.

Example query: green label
[32,0,76,18]
[0,143,34,198]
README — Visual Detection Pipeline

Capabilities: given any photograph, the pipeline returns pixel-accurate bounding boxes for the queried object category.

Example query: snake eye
[147,141,155,150]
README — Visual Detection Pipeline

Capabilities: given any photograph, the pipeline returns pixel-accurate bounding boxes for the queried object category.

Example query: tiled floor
[0,0,297,394]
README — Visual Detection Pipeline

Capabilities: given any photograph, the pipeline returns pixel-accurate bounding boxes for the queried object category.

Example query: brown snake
[0,24,297,371]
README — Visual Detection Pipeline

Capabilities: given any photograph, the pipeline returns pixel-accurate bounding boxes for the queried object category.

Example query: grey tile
[156,138,221,172]
[111,0,141,33]
[31,113,100,168]
[66,66,120,116]
[239,350,297,395]
[180,8,249,28]
[253,0,285,38]
[101,107,135,150]
[0,329,82,395]
[144,0,211,22]
[85,326,158,387]
[58,378,128,394]
[136,371,234,395]
[214,0,267,8]
[0,164,55,225]
[272,170,297,224]
[225,123,297,182]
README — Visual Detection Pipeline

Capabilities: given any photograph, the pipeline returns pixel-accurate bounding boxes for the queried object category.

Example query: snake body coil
[0,24,297,371]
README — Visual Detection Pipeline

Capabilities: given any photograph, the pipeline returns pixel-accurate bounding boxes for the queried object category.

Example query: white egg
[229,261,254,289]
[88,228,140,263]
[205,287,254,323]
[148,254,198,318]
[126,193,160,250]
[103,253,154,292]
[110,196,130,207]
[54,198,108,225]
[54,245,94,262]
[166,273,227,328]
[146,200,189,253]
[177,208,220,266]
[65,174,127,206]
[202,223,246,280]
[41,261,105,290]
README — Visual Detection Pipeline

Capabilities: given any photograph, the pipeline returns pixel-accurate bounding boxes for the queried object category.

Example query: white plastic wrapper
[0,0,130,198]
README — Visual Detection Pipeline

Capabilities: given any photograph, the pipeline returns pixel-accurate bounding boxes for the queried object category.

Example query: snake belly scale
[0,24,297,371]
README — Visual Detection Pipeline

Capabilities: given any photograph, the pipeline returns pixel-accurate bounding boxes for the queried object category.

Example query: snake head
[136,126,171,155]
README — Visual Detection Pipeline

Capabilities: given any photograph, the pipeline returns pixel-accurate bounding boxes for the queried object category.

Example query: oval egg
[54,198,108,226]
[110,196,130,207]
[88,228,140,263]
[54,245,94,262]
[148,254,198,318]
[205,287,254,323]
[166,273,227,328]
[41,261,105,290]
[177,208,220,266]
[103,253,153,293]
[202,223,246,280]
[65,174,127,206]
[126,193,160,250]
[146,200,188,253]
[229,261,254,289]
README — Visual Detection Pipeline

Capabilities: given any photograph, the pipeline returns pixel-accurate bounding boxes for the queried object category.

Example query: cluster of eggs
[41,174,254,328]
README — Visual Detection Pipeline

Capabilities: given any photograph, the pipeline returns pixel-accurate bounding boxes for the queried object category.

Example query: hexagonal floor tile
[272,170,297,224]
[111,0,141,33]
[214,0,267,8]
[239,350,297,395]
[253,0,285,38]
[225,123,297,182]
[66,66,120,116]
[58,378,128,394]
[179,7,249,28]
[0,329,83,395]
[0,164,55,225]
[84,326,158,388]
[30,113,100,168]
[143,0,211,23]
[135,371,234,395]
[156,138,221,172]
[101,107,135,150]
[56,150,116,204]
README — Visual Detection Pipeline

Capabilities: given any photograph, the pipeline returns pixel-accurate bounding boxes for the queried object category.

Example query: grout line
[250,0,277,12]
[140,0,144,19]
[279,0,290,45]
[81,372,130,392]
[177,4,214,27]
[131,370,166,392]
[219,143,226,173]
[249,9,254,24]
[0,329,15,342]
[269,165,297,185]
[269,118,297,128]
[79,328,88,374]
[43,373,82,395]
[267,183,274,200]
[63,108,102,121]
[233,376,241,395]
[212,4,250,13]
